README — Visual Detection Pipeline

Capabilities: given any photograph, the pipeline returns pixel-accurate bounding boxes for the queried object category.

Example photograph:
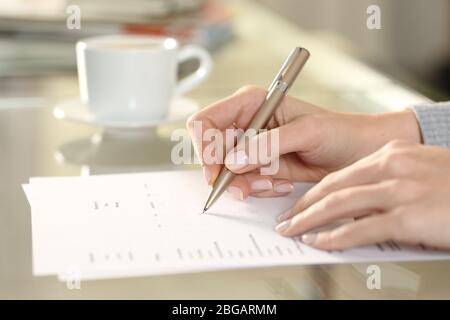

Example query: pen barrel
[247,47,310,132]
[280,47,310,91]
[247,86,285,131]
[204,47,310,212]
[204,167,236,209]
[205,87,286,210]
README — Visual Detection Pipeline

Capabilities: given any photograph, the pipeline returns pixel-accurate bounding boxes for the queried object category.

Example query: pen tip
[202,207,208,214]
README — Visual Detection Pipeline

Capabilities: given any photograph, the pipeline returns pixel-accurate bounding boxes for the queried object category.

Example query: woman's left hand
[276,140,450,251]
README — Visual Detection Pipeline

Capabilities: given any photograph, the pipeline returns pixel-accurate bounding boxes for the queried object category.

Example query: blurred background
[0,0,448,101]
[258,0,450,100]
[0,0,448,102]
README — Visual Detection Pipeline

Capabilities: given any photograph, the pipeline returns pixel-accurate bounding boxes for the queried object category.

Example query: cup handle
[174,45,213,96]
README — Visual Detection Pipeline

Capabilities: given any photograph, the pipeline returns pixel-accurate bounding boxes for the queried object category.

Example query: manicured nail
[227,186,244,200]
[275,220,290,234]
[251,179,272,192]
[301,233,317,245]
[225,150,249,172]
[274,182,294,193]
[277,208,292,222]
[202,166,211,185]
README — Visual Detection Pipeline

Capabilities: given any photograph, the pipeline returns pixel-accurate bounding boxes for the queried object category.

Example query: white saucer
[53,97,199,129]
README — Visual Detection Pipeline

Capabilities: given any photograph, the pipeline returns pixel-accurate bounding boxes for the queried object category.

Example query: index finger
[186,85,266,184]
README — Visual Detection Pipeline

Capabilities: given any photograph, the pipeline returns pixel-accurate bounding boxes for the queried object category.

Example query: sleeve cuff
[410,101,450,148]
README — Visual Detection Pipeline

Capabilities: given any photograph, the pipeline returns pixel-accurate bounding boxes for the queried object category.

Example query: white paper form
[23,170,450,280]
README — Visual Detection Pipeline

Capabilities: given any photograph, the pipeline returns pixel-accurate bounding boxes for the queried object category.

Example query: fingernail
[251,179,272,192]
[274,182,294,193]
[202,166,211,185]
[275,220,290,234]
[225,150,249,171]
[301,233,317,245]
[227,186,244,200]
[277,208,292,222]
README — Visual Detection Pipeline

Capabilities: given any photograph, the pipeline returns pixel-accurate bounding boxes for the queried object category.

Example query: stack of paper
[23,170,450,281]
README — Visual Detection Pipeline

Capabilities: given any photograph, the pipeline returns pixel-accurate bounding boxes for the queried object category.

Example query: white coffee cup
[76,35,212,122]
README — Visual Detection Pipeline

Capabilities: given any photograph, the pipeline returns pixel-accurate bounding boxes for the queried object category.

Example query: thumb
[224,118,312,175]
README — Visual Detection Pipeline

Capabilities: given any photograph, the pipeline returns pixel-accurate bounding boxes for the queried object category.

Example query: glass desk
[1,0,449,299]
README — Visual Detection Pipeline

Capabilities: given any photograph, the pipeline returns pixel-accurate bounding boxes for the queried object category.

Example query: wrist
[371,109,423,145]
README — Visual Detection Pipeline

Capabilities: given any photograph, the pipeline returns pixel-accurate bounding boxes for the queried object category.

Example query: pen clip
[267,47,301,92]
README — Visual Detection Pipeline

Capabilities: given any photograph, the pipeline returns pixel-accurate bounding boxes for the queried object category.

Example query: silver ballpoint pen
[202,47,310,213]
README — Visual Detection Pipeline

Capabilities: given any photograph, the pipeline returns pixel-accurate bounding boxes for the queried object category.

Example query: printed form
[23,170,450,280]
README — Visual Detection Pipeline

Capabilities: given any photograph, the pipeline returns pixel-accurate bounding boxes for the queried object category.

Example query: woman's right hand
[187,85,422,200]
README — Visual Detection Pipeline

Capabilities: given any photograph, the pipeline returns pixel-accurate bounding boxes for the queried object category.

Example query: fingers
[187,85,327,185]
[188,85,267,132]
[299,214,396,250]
[187,86,267,184]
[224,117,318,175]
[226,171,294,200]
[289,152,386,214]
[251,180,294,198]
[276,181,400,235]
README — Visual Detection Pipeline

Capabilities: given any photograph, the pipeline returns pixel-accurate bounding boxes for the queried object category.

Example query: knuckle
[379,148,411,175]
[320,232,334,249]
[384,139,408,150]
[399,179,419,194]
[381,183,396,206]
[397,180,424,202]
[320,172,334,185]
[292,196,304,212]
[384,180,410,202]
[324,229,346,250]
[320,191,345,211]
[235,84,265,96]
[385,149,405,163]
[186,112,201,131]
[319,173,337,194]
[393,213,408,238]
[384,179,403,193]
[318,196,334,212]
[391,208,417,239]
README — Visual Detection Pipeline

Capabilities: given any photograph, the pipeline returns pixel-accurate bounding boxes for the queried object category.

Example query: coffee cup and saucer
[54,35,212,129]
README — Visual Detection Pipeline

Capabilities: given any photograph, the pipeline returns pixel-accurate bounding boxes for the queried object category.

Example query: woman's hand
[187,85,421,199]
[276,140,450,251]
